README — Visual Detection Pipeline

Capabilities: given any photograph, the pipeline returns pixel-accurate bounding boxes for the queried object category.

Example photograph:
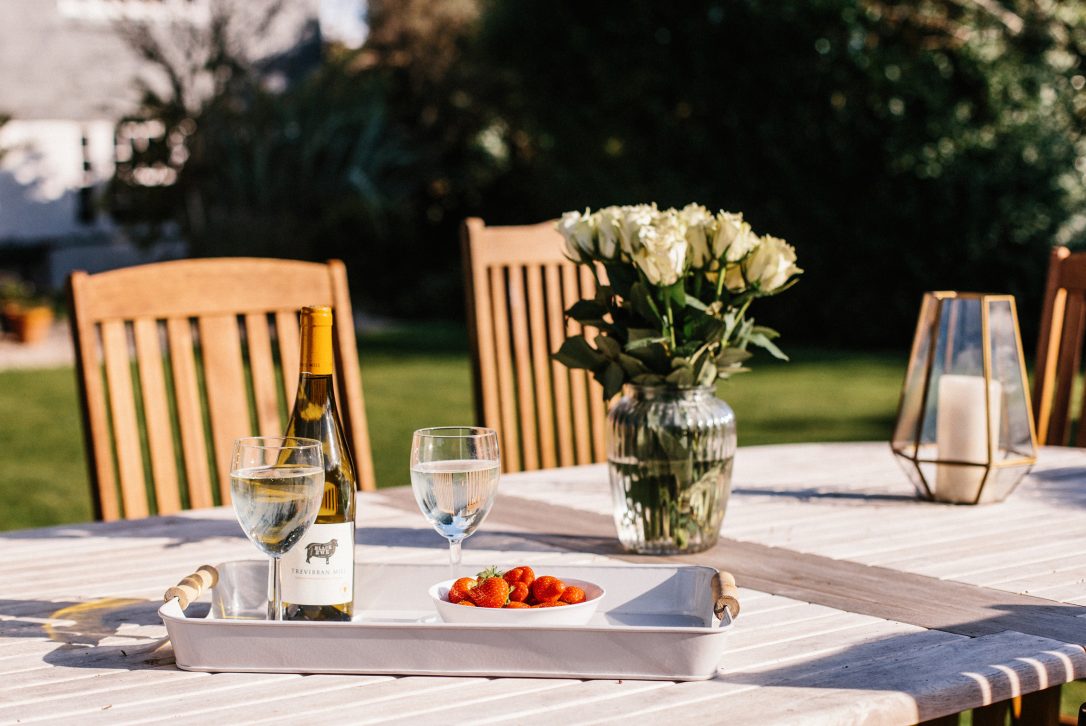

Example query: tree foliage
[109,0,1086,344]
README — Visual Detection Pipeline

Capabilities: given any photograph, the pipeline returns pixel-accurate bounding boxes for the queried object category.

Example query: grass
[0,322,905,531]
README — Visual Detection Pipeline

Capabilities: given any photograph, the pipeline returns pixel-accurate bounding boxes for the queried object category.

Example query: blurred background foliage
[108,0,1086,348]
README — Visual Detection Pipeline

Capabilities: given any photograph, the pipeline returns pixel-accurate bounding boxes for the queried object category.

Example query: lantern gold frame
[890,291,1038,504]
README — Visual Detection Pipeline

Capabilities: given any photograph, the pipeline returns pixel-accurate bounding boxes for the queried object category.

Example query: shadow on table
[0,516,245,548]
[0,596,180,671]
[730,487,917,503]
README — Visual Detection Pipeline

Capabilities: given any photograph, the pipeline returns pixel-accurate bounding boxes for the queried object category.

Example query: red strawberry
[530,576,565,603]
[448,577,477,604]
[560,586,586,605]
[469,577,511,608]
[503,566,535,588]
[457,600,476,607]
[504,601,530,609]
[509,582,530,603]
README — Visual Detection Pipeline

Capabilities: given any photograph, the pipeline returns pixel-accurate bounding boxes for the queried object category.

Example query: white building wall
[0,119,115,242]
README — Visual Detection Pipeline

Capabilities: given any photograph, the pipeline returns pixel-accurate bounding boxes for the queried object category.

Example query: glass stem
[448,539,462,579]
[271,556,283,621]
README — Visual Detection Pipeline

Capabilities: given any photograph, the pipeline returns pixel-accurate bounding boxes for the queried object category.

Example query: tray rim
[159,559,735,634]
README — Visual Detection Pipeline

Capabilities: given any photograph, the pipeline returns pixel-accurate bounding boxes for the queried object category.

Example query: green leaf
[684,295,709,312]
[748,331,789,361]
[566,300,609,323]
[750,325,781,340]
[664,281,685,307]
[626,335,669,351]
[683,309,725,344]
[715,347,753,367]
[627,327,663,342]
[600,361,625,399]
[617,353,650,377]
[553,337,607,370]
[666,364,694,387]
[594,333,621,359]
[696,360,718,386]
[603,264,638,299]
[629,282,662,326]
[626,341,671,374]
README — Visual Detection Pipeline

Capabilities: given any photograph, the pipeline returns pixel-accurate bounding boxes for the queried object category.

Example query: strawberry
[504,601,530,609]
[469,577,510,608]
[530,575,565,603]
[530,600,568,608]
[457,600,477,607]
[448,577,477,604]
[509,582,530,603]
[560,586,586,605]
[503,565,535,588]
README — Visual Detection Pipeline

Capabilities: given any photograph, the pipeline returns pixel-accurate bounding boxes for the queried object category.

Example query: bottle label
[278,522,354,605]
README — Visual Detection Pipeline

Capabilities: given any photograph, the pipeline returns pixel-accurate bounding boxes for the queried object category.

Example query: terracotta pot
[11,306,53,344]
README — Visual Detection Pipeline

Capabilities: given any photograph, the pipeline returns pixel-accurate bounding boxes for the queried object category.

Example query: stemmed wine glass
[230,436,325,621]
[410,427,500,576]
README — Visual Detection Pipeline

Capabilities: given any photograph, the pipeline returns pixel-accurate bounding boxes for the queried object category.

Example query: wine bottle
[279,305,356,621]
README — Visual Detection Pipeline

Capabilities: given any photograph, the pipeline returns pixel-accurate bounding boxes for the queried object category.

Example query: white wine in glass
[410,427,500,575]
[230,436,324,621]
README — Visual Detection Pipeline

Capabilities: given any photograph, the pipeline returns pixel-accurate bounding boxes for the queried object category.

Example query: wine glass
[410,427,500,575]
[230,436,325,621]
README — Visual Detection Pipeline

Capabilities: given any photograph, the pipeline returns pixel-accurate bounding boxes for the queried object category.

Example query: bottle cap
[301,305,334,327]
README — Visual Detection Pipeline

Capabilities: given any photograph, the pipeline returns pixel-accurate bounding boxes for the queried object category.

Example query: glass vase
[607,384,737,554]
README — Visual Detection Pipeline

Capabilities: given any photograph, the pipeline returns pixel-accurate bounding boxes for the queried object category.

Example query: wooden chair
[68,257,376,521]
[461,217,609,473]
[1033,245,1086,446]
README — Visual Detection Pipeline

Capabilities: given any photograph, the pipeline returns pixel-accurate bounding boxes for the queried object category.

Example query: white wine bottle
[279,305,356,621]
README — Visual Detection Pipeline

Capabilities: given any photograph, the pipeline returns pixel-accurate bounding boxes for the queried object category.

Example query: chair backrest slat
[69,257,376,520]
[507,267,540,470]
[544,263,575,467]
[244,313,282,438]
[274,310,301,407]
[132,317,181,514]
[561,262,594,464]
[198,313,252,502]
[462,218,611,473]
[1033,246,1086,445]
[165,316,215,510]
[488,264,522,472]
[526,265,557,469]
[100,319,149,518]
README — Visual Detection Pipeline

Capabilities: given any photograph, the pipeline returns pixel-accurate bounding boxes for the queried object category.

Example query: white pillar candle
[935,374,1002,503]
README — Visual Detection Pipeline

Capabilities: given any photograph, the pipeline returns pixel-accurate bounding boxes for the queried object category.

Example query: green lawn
[0,321,905,531]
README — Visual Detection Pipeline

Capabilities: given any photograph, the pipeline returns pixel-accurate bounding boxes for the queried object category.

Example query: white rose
[617,203,657,257]
[634,211,688,286]
[744,234,802,292]
[714,211,756,262]
[557,210,596,262]
[595,206,622,260]
[680,203,714,268]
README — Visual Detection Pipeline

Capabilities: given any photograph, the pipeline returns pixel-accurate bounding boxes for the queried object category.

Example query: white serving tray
[159,560,734,681]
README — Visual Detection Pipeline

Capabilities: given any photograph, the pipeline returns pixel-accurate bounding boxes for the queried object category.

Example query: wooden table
[4,442,1086,724]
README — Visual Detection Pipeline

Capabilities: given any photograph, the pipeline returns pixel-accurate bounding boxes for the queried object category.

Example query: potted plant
[0,275,54,345]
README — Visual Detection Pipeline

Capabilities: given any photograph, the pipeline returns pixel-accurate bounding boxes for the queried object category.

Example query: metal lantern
[891,292,1037,504]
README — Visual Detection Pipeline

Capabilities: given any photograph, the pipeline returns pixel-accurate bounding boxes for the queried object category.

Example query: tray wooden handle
[163,565,219,610]
[712,570,740,621]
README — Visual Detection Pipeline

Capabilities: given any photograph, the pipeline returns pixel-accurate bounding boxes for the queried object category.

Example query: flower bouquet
[554,203,801,553]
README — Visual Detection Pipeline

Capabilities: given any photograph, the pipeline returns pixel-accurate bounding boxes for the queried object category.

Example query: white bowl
[429,577,605,626]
